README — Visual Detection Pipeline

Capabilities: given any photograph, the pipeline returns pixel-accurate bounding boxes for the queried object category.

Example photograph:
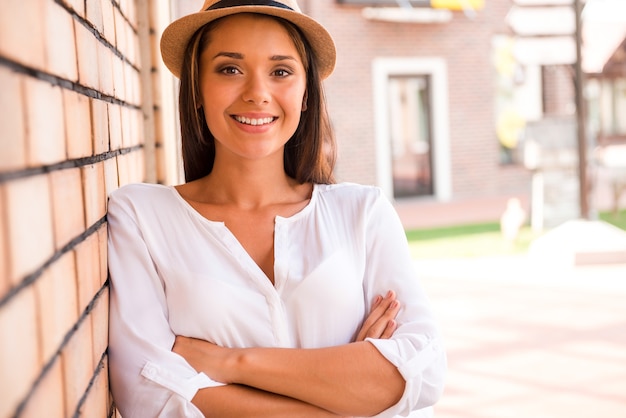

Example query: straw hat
[160,0,337,80]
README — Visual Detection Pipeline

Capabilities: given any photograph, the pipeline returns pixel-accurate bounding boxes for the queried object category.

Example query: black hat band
[207,0,294,12]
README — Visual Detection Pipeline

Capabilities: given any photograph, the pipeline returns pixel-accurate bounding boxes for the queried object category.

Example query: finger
[365,299,401,339]
[370,291,396,319]
[380,319,397,339]
[356,292,396,341]
[371,294,383,309]
[356,292,399,341]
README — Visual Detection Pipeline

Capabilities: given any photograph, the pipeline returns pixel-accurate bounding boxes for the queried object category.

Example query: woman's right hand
[355,290,401,341]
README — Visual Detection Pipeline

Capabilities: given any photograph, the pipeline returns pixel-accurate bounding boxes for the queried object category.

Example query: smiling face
[198,13,308,165]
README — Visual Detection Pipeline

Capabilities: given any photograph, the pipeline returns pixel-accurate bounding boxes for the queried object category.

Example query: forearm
[175,293,405,416]
[226,341,404,417]
[192,383,348,418]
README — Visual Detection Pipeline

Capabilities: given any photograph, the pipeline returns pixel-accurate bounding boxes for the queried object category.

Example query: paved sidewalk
[416,256,626,418]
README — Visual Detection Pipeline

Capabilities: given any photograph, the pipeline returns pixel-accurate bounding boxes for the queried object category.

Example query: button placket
[270,221,291,346]
[273,222,290,291]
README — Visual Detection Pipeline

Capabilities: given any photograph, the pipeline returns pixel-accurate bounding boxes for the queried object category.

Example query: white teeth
[234,116,274,126]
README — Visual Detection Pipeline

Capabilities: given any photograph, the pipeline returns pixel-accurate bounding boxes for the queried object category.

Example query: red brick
[75,19,100,90]
[44,1,78,81]
[21,356,65,418]
[0,67,27,171]
[63,0,85,18]
[112,54,127,102]
[61,314,94,417]
[4,175,54,285]
[120,0,137,29]
[125,63,141,106]
[104,156,120,197]
[132,151,146,184]
[80,356,110,418]
[0,0,46,71]
[150,32,161,70]
[151,71,162,108]
[90,287,109,369]
[91,99,110,155]
[0,287,41,418]
[114,7,128,63]
[82,162,107,227]
[156,147,167,185]
[24,78,66,167]
[116,153,130,187]
[34,251,79,363]
[109,103,123,151]
[97,226,108,287]
[125,107,144,148]
[117,151,145,186]
[120,106,132,148]
[0,187,9,299]
[63,90,93,159]
[102,0,116,46]
[74,233,99,316]
[85,0,104,36]
[50,168,85,250]
[125,19,140,69]
[99,42,114,97]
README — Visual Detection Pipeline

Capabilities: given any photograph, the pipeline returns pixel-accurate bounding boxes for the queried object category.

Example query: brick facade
[0,0,161,416]
[304,0,535,213]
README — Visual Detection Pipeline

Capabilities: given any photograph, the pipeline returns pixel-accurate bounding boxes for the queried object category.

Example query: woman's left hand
[355,290,401,342]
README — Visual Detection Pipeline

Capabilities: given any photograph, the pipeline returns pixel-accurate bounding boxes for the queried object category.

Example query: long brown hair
[178,13,336,184]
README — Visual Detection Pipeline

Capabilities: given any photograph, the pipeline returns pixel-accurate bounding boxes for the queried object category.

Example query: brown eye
[220,66,241,75]
[273,69,291,77]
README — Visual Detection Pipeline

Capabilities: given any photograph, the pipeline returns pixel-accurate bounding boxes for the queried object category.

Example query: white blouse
[107,182,446,418]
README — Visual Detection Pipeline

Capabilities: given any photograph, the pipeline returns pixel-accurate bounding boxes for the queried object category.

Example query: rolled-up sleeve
[362,191,447,417]
[107,189,223,418]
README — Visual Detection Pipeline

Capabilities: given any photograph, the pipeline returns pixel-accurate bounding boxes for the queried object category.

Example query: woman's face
[198,14,307,164]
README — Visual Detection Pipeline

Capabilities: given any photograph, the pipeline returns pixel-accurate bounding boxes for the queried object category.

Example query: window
[602,78,626,136]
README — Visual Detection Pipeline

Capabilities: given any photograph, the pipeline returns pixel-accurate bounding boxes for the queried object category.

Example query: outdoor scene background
[0,0,624,417]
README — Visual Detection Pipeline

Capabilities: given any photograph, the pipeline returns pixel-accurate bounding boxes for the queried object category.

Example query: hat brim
[160,5,336,79]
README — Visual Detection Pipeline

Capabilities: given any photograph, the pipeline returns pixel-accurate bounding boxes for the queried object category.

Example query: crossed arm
[173,291,404,418]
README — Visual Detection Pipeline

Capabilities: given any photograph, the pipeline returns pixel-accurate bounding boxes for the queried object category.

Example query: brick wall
[0,0,167,416]
[308,0,533,199]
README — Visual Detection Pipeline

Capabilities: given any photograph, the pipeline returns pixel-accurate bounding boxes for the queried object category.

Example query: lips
[232,115,277,126]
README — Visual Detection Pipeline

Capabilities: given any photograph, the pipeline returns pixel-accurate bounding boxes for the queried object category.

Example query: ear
[301,90,308,112]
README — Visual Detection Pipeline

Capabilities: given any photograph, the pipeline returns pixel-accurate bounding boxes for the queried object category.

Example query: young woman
[107,1,446,417]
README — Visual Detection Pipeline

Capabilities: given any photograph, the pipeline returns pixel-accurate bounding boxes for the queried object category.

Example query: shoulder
[109,182,172,201]
[315,182,394,216]
[108,183,177,215]
[316,182,386,204]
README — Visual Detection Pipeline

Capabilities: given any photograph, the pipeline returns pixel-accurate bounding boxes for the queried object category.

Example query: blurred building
[582,0,626,219]
[294,0,625,228]
[305,0,535,228]
[0,1,624,417]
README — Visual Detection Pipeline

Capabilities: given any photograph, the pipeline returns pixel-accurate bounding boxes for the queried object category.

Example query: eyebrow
[212,52,298,62]
[213,52,243,60]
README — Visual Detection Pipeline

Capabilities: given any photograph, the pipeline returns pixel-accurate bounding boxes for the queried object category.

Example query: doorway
[388,75,434,197]
[372,57,451,201]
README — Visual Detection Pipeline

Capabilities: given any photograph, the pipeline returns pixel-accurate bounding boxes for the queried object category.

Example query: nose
[242,73,271,105]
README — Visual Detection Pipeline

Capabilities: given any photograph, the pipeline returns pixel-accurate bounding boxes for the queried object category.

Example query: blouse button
[144,365,157,378]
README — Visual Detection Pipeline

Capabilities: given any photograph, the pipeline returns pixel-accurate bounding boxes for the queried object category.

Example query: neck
[201,156,303,209]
